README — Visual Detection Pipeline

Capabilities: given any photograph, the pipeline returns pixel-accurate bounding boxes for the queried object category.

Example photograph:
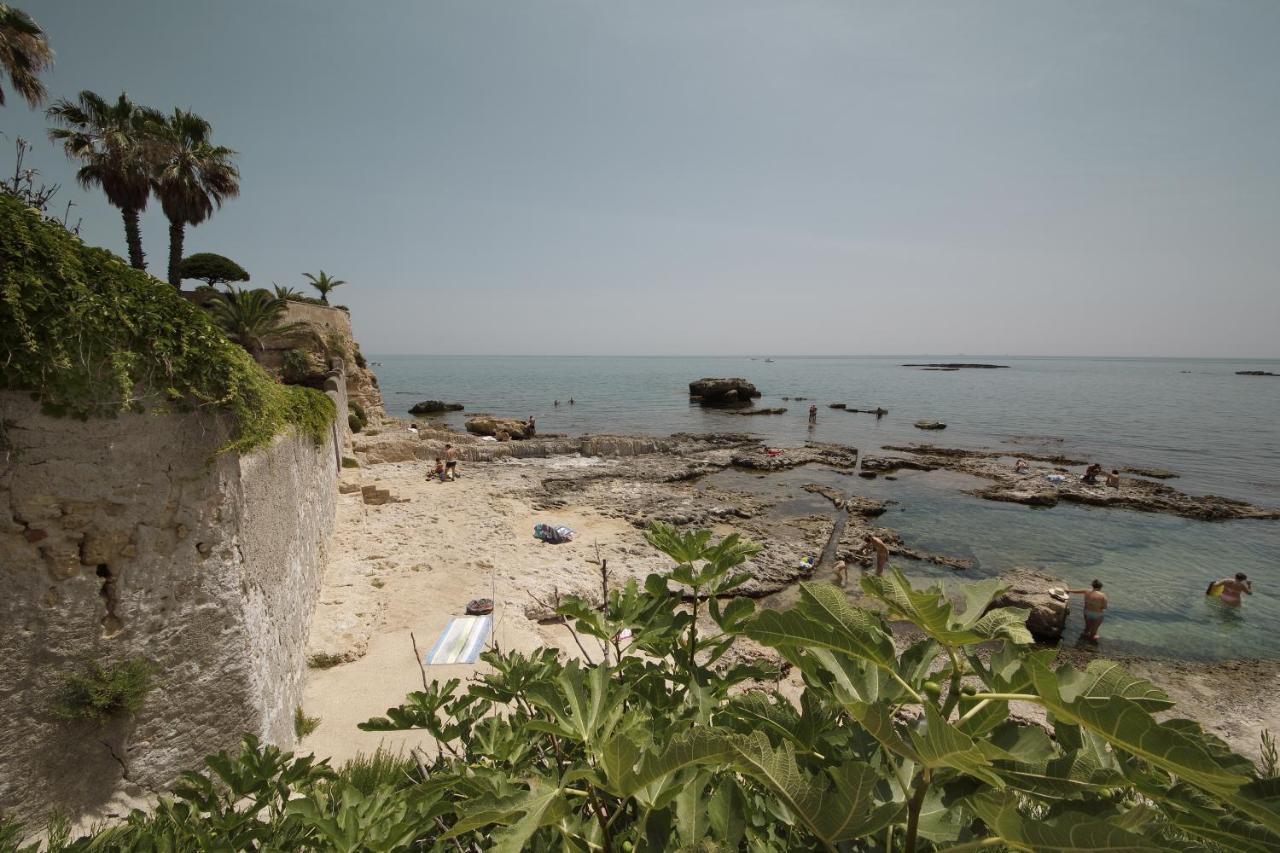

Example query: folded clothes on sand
[534,523,576,544]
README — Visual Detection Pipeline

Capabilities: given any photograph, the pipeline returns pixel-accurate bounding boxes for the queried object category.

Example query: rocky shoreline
[318,420,1280,765]
[863,443,1280,521]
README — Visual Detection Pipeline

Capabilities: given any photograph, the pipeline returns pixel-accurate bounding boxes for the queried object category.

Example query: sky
[6,0,1280,357]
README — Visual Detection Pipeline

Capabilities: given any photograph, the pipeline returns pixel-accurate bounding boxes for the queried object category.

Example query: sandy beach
[303,432,1280,767]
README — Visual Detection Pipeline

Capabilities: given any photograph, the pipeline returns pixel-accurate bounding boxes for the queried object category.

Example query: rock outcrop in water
[1236,371,1277,377]
[409,400,464,414]
[465,415,529,439]
[868,444,1280,521]
[688,378,761,405]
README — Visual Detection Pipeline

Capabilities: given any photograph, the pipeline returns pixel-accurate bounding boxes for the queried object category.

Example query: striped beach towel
[424,615,492,665]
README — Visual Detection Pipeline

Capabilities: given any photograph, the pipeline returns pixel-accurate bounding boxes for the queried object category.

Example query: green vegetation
[272,283,305,300]
[179,252,249,288]
[303,270,346,304]
[46,90,157,270]
[206,287,304,359]
[293,707,321,741]
[0,4,52,109]
[0,195,334,453]
[348,400,368,434]
[331,748,417,795]
[307,652,345,669]
[340,456,359,469]
[12,523,1280,851]
[152,109,240,287]
[281,347,312,383]
[51,658,153,723]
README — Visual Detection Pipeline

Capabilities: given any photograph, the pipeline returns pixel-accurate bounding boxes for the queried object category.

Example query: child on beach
[433,458,445,481]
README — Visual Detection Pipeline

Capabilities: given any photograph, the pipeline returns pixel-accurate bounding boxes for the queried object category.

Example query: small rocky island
[902,363,1010,370]
[689,377,761,405]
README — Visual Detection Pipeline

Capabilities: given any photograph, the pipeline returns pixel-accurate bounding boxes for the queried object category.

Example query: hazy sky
[7,1,1279,356]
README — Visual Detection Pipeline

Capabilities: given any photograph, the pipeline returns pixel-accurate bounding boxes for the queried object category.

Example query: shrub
[307,652,345,669]
[353,348,367,369]
[25,525,1280,851]
[293,707,321,740]
[347,413,362,433]
[340,456,359,469]
[332,748,419,794]
[281,348,311,383]
[51,658,153,723]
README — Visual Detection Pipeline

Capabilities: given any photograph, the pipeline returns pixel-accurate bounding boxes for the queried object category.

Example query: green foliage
[206,287,305,358]
[0,3,54,109]
[340,456,359,469]
[303,270,346,304]
[22,527,1280,851]
[281,347,312,383]
[179,252,249,287]
[51,658,153,723]
[348,400,367,434]
[308,652,345,669]
[1262,730,1279,779]
[0,197,334,454]
[293,707,321,741]
[331,748,418,795]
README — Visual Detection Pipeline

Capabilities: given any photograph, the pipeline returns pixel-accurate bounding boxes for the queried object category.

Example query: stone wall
[272,301,385,418]
[0,393,337,822]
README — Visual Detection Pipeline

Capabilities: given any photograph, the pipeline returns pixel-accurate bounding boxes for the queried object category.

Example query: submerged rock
[727,407,787,416]
[914,420,947,430]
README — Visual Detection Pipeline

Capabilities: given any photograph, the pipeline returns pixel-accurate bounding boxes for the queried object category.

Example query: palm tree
[302,270,345,304]
[47,91,159,269]
[151,109,239,288]
[272,282,305,300]
[207,288,304,359]
[0,4,53,108]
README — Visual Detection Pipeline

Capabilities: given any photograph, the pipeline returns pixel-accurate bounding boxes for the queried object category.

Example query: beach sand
[304,452,1280,767]
[302,457,670,765]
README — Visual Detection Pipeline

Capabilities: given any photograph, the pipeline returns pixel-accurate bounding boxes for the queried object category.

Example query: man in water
[1067,579,1108,642]
[444,443,459,481]
[526,415,536,437]
[1215,573,1253,607]
[808,405,817,426]
[864,534,889,576]
[833,559,848,587]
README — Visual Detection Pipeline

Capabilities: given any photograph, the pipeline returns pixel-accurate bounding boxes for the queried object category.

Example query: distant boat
[764,358,775,363]
[369,361,382,366]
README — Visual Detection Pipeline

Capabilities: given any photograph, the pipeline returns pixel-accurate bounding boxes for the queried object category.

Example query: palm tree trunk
[167,220,185,288]
[122,207,146,270]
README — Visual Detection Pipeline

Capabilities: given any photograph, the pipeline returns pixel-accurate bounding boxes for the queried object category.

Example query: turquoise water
[369,355,1280,660]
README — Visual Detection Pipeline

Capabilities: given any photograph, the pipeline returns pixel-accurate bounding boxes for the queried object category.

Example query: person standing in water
[864,534,889,576]
[1067,579,1108,642]
[1214,573,1253,607]
[833,559,848,587]
[808,404,817,426]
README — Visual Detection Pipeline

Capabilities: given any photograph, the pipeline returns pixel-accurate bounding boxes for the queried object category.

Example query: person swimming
[1214,573,1253,607]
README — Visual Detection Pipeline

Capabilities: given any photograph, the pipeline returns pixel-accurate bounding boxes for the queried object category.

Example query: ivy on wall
[0,196,333,452]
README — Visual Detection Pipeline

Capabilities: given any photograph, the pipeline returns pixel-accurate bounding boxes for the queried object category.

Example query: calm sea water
[370,355,1280,661]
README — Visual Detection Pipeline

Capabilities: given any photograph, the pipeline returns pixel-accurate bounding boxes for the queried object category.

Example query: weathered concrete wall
[0,393,336,822]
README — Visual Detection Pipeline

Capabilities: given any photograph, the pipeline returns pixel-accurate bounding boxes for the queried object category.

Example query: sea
[368,355,1280,662]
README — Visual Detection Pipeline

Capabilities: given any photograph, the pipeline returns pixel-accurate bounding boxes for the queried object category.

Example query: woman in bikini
[1215,573,1253,607]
